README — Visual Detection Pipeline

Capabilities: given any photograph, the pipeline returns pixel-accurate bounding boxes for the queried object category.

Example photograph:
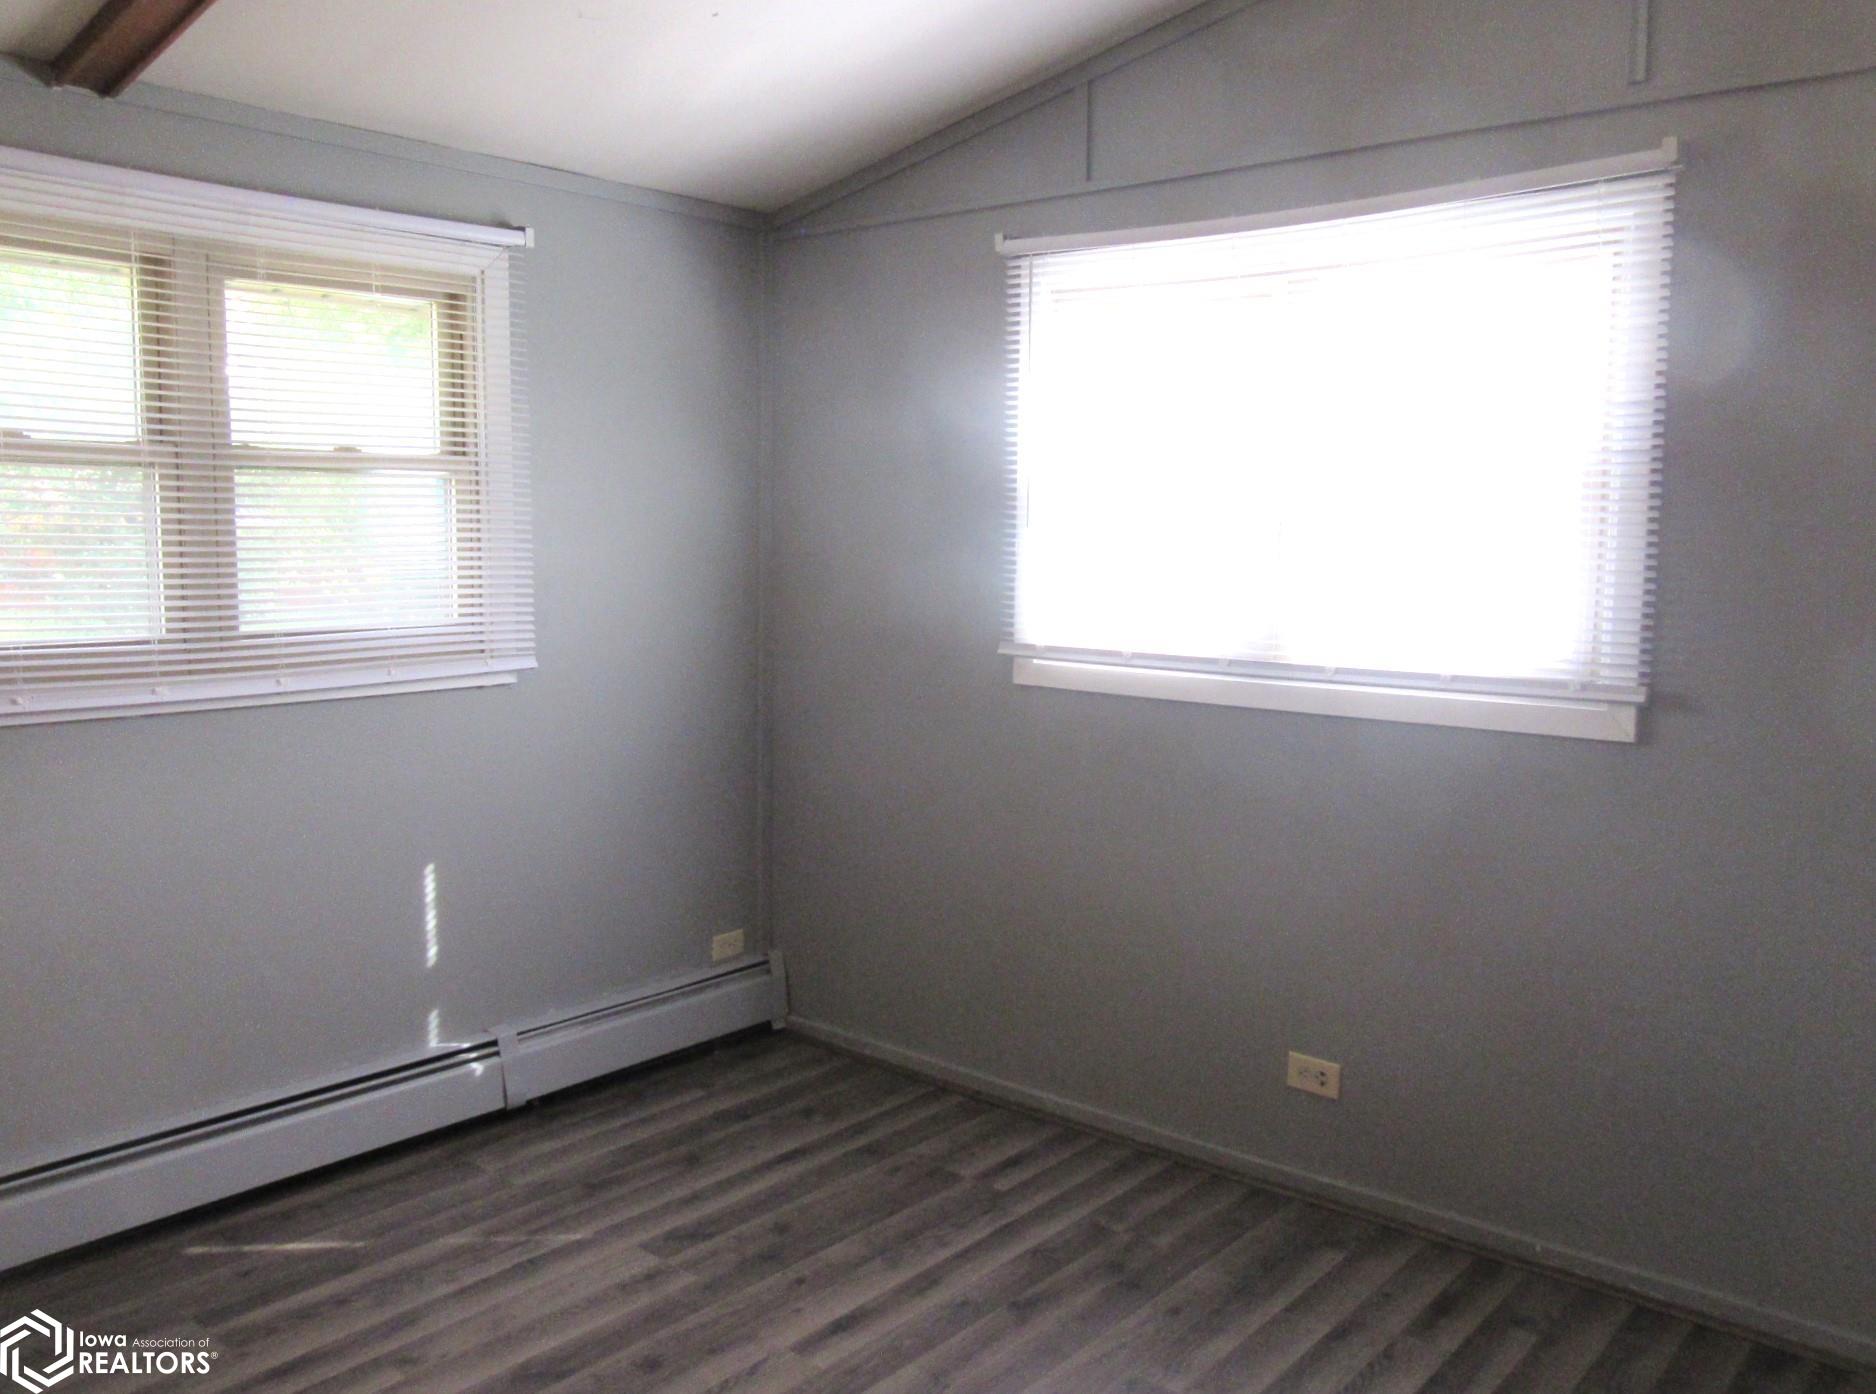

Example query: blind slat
[0,152,532,719]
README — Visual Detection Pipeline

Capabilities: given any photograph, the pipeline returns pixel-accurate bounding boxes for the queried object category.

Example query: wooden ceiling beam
[50,0,221,98]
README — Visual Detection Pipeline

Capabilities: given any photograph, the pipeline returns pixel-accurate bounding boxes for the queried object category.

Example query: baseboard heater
[0,954,787,1274]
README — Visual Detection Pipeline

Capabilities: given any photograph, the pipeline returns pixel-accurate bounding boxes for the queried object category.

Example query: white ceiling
[0,0,1199,211]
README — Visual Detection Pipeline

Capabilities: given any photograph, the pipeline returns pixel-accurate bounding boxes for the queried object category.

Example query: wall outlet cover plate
[1287,1051,1342,1100]
[711,929,747,962]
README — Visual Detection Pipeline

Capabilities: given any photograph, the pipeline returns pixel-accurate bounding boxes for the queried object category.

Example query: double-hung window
[0,148,531,724]
[1000,146,1677,741]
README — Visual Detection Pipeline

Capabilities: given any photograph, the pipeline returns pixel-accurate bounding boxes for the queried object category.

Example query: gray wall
[767,0,1876,1356]
[0,68,763,1174]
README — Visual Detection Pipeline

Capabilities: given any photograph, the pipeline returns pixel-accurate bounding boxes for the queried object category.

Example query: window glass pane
[0,249,138,442]
[1256,252,1611,679]
[1024,247,1611,678]
[0,462,156,643]
[234,467,457,633]
[1012,175,1672,695]
[224,280,443,455]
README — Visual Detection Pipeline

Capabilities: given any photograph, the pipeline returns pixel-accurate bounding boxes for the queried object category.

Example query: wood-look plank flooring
[1,1031,1868,1394]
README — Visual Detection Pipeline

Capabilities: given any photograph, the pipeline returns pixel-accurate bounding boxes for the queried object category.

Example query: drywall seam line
[788,1016,1876,1371]
[1631,0,1656,85]
[774,61,1876,241]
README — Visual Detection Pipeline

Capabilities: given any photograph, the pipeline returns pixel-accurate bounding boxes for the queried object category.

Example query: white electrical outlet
[1286,1051,1342,1100]
[711,929,747,963]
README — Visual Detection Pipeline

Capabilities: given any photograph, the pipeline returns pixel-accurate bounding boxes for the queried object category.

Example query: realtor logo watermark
[0,1311,216,1389]
[0,1312,70,1391]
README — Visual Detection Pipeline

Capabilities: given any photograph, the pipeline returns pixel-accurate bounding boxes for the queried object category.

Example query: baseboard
[787,1015,1875,1371]
[0,957,785,1274]
[498,956,784,1105]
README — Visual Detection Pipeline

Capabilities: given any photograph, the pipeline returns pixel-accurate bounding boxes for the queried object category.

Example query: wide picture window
[0,149,530,724]
[1001,146,1677,741]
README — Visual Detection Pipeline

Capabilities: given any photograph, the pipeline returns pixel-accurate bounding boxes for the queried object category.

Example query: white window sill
[1011,657,1637,743]
[0,669,523,728]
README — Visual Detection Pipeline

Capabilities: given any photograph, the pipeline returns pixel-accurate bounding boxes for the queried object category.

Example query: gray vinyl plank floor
[1,1030,1867,1394]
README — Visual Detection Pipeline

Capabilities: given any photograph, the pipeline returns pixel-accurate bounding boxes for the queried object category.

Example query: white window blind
[0,147,531,724]
[1000,148,1676,718]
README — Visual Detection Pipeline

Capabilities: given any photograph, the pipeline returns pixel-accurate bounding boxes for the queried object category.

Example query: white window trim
[995,141,1677,256]
[1012,657,1638,744]
[0,146,534,726]
[0,670,520,728]
[0,142,531,249]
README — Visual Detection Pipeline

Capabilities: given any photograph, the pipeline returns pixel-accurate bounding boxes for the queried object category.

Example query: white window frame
[0,146,531,726]
[1012,657,1637,742]
[997,143,1678,744]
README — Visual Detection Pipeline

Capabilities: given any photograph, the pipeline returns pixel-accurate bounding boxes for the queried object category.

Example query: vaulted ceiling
[0,0,1202,211]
